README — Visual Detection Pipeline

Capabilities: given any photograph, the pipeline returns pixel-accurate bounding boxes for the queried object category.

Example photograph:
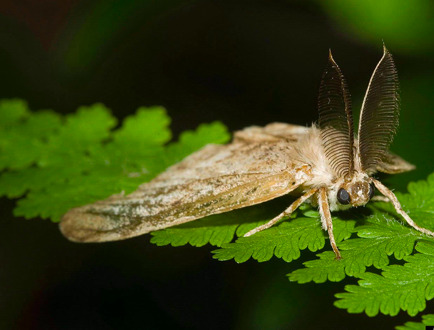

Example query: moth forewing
[60,125,314,243]
[375,151,415,174]
[60,46,434,260]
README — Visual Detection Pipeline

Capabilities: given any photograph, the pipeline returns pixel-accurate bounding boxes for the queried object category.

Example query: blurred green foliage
[0,99,229,221]
[397,314,434,330]
[318,0,434,54]
[61,0,190,71]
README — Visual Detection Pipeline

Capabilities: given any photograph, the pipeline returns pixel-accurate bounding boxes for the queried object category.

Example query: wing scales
[60,125,312,242]
[376,151,415,174]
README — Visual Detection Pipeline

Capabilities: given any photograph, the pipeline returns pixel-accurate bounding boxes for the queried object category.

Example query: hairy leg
[318,187,341,259]
[372,179,434,237]
[244,188,318,237]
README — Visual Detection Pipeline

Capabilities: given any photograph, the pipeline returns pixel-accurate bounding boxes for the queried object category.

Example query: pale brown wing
[376,151,415,174]
[233,123,310,143]
[60,124,313,243]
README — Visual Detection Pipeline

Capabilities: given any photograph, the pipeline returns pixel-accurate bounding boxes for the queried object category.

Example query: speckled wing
[60,123,313,243]
[376,151,415,174]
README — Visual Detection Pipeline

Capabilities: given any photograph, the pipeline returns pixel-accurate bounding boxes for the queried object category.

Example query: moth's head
[318,45,400,210]
[336,174,374,207]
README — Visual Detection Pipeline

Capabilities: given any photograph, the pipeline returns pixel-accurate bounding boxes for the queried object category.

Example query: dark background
[1,0,434,329]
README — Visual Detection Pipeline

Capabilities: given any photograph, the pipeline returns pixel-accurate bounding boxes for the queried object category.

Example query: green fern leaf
[289,173,434,283]
[335,241,434,317]
[288,213,424,283]
[211,216,355,263]
[0,100,230,222]
[150,201,277,248]
[396,314,434,330]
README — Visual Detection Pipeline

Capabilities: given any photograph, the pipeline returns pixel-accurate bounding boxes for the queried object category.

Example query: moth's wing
[234,123,310,143]
[376,151,415,174]
[60,124,313,243]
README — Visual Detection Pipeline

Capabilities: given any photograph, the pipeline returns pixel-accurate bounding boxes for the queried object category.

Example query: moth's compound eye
[337,188,351,205]
[368,182,375,199]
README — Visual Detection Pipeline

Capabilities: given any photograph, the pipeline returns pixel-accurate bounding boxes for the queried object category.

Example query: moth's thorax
[295,126,335,187]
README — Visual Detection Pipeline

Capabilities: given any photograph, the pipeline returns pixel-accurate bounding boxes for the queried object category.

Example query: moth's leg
[372,179,434,237]
[370,195,390,203]
[244,188,318,237]
[318,187,342,260]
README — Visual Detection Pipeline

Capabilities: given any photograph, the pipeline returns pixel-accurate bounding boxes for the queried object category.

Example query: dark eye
[368,182,375,199]
[337,188,351,205]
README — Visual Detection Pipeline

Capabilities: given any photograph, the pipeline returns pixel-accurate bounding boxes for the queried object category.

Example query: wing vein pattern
[60,124,312,242]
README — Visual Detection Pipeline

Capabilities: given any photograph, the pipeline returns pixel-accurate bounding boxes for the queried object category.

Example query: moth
[60,45,434,259]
